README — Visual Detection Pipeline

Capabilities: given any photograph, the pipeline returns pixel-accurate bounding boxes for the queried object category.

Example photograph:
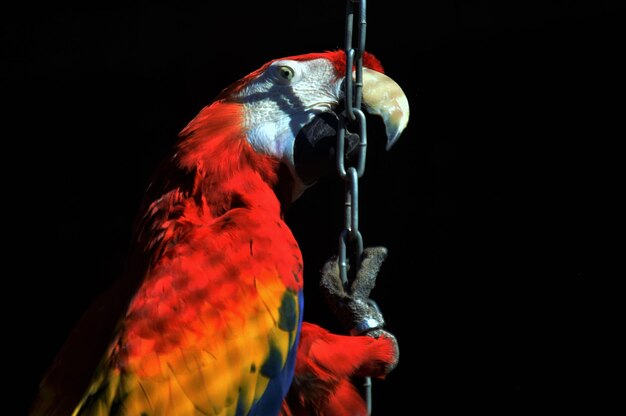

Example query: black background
[3,1,622,414]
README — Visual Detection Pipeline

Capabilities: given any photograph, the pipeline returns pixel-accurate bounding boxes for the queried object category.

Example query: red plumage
[282,323,398,416]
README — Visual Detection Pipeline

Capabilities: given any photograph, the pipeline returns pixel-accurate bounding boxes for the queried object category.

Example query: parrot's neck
[133,100,291,263]
[175,100,284,212]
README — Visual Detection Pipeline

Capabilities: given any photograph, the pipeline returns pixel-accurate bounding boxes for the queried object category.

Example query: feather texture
[281,323,397,416]
[68,98,304,415]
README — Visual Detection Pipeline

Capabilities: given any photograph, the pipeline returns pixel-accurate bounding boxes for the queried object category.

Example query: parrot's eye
[277,66,295,82]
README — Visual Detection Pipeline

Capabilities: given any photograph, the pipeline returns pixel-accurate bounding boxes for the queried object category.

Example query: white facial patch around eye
[240,57,341,160]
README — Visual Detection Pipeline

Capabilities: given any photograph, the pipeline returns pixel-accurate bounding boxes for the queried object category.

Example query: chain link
[337,1,367,284]
[337,0,372,414]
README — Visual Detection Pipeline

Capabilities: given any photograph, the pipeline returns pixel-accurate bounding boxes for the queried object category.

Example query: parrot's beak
[362,68,410,150]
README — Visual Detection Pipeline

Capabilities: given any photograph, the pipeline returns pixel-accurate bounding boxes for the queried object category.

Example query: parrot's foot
[320,246,399,372]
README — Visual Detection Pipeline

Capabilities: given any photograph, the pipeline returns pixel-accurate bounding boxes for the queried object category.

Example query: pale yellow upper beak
[362,68,410,150]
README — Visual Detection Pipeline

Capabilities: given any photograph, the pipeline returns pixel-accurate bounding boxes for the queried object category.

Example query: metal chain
[337,0,372,414]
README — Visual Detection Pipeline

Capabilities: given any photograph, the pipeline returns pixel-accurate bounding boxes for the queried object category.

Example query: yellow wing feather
[72,272,300,416]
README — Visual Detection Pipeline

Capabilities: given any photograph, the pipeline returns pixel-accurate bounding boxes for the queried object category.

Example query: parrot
[29,49,409,416]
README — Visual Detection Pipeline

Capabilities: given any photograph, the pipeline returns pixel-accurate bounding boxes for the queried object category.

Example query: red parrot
[29,50,409,416]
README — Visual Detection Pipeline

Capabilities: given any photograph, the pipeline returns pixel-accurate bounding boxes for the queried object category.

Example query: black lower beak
[294,111,360,185]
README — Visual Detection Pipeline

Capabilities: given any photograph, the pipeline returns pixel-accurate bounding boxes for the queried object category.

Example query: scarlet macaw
[30,50,409,416]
